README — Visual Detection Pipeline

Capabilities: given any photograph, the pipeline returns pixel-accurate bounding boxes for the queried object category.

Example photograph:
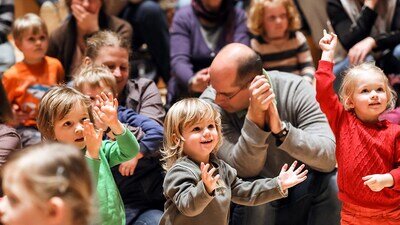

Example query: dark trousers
[120,0,170,83]
[230,169,341,225]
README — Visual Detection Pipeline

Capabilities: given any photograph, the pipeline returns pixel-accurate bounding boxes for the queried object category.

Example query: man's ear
[47,197,66,225]
[83,57,92,65]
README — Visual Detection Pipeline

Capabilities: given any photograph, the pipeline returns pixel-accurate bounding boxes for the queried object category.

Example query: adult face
[91,46,130,95]
[71,0,102,14]
[202,0,223,12]
[209,62,250,113]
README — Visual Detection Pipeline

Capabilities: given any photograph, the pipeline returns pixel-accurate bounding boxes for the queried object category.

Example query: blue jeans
[126,209,163,225]
[231,169,340,225]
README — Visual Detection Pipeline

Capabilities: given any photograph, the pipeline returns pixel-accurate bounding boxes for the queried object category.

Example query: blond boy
[2,13,64,146]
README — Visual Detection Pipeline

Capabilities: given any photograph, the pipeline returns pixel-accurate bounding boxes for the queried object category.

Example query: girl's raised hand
[201,162,220,195]
[319,30,338,62]
[94,92,124,135]
[83,119,103,159]
[278,161,308,191]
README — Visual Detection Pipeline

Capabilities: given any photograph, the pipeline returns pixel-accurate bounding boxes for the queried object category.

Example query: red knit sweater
[316,60,400,209]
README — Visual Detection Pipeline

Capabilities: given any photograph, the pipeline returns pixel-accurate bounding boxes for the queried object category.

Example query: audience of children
[2,0,400,224]
[2,13,64,147]
[36,86,139,225]
[316,30,400,224]
[0,142,95,225]
[247,0,315,84]
[73,64,165,225]
[159,98,308,225]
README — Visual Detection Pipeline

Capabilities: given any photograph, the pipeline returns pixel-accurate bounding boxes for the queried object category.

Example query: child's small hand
[201,162,220,195]
[95,92,124,135]
[278,161,308,191]
[83,119,103,159]
[319,30,338,62]
[118,153,143,176]
[362,173,394,192]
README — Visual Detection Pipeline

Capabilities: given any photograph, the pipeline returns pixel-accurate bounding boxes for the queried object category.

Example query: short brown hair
[85,30,131,61]
[73,64,118,96]
[247,0,301,36]
[12,13,48,41]
[37,86,94,140]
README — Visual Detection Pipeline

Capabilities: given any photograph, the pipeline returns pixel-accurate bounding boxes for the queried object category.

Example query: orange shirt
[2,56,64,126]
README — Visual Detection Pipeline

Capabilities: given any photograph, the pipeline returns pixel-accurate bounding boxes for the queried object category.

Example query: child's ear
[83,57,92,65]
[47,197,66,225]
[14,39,22,50]
[345,97,355,109]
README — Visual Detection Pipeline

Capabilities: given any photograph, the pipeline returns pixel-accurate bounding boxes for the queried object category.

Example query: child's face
[181,119,219,163]
[348,72,388,123]
[15,29,48,64]
[81,82,113,105]
[263,3,288,39]
[53,103,90,150]
[0,177,49,225]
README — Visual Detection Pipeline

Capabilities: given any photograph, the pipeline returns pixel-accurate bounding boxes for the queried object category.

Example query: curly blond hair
[247,0,301,36]
[339,62,397,111]
[161,98,222,171]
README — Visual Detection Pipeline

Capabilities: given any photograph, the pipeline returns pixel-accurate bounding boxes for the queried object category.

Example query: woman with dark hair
[168,0,249,107]
[0,81,21,167]
[47,0,132,80]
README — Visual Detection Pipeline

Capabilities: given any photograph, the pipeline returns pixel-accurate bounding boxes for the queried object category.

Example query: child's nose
[75,123,84,133]
[113,68,122,78]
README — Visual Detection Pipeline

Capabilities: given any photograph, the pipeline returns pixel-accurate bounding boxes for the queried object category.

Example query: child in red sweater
[316,30,400,224]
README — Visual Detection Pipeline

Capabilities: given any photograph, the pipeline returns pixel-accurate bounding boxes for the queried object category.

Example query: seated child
[159,98,308,225]
[0,142,95,225]
[37,86,139,225]
[2,13,64,147]
[247,0,315,84]
[73,65,165,224]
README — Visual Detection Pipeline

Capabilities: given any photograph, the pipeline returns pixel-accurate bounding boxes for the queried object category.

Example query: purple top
[168,5,249,104]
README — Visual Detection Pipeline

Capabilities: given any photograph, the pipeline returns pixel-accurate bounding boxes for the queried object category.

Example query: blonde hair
[161,98,222,171]
[12,13,48,41]
[247,0,301,36]
[339,62,397,111]
[73,64,118,96]
[37,86,94,141]
[2,143,95,225]
[85,30,131,61]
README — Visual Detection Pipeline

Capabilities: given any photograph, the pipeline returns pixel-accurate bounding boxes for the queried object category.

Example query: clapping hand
[83,119,103,159]
[94,92,124,135]
[201,162,220,195]
[278,161,308,191]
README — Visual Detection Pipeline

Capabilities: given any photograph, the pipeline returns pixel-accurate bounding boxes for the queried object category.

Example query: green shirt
[86,128,139,225]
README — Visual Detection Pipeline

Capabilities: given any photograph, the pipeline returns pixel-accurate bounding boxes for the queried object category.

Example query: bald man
[201,43,340,225]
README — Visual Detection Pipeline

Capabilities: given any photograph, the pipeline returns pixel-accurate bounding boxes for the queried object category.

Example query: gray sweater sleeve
[277,78,336,172]
[163,164,214,217]
[223,161,286,206]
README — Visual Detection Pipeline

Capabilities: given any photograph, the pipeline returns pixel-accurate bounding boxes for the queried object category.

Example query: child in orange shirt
[2,13,64,147]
